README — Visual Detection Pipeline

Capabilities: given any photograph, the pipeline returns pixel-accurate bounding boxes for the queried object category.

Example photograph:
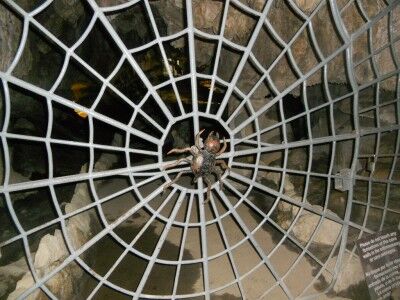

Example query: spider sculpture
[163,129,230,203]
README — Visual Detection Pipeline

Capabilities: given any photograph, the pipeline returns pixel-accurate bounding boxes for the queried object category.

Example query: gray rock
[291,208,342,246]
[33,230,68,270]
[331,253,365,295]
[12,118,35,133]
[0,257,28,298]
[152,0,399,94]
[7,143,123,299]
[0,6,23,72]
[53,0,84,23]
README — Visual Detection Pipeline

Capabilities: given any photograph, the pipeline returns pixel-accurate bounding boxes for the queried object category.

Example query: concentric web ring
[0,0,399,299]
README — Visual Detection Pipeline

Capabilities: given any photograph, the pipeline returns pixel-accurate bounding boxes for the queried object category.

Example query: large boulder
[291,210,342,246]
[330,252,366,296]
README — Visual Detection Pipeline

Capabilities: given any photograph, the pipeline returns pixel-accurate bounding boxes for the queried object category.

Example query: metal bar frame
[0,0,399,299]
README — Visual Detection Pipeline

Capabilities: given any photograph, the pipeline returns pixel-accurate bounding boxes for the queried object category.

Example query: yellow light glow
[71,82,89,100]
[71,82,90,119]
[74,109,88,118]
[200,80,212,89]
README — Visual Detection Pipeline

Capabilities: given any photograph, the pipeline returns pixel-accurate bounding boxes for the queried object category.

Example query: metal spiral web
[0,0,399,299]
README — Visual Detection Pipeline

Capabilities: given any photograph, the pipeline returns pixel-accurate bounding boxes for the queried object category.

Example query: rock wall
[6,165,98,300]
[6,134,121,300]
[151,0,399,96]
[0,1,397,299]
[2,0,398,97]
[0,5,22,73]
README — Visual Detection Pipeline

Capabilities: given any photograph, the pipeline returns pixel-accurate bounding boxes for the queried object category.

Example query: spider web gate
[0,0,399,299]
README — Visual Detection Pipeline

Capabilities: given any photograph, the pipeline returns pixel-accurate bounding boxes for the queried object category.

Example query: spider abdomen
[191,150,216,176]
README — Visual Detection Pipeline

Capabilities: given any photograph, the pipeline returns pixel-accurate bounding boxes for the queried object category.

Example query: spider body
[192,149,215,177]
[163,129,229,203]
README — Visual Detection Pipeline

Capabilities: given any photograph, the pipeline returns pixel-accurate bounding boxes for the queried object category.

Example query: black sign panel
[356,228,400,300]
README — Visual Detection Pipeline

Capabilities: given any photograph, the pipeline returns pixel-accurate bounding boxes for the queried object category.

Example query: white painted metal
[0,0,399,299]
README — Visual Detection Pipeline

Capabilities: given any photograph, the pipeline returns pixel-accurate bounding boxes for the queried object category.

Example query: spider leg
[215,159,230,172]
[193,174,200,183]
[202,176,212,204]
[167,147,192,155]
[216,137,227,156]
[164,158,191,170]
[213,167,224,191]
[195,129,205,149]
[163,170,191,191]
